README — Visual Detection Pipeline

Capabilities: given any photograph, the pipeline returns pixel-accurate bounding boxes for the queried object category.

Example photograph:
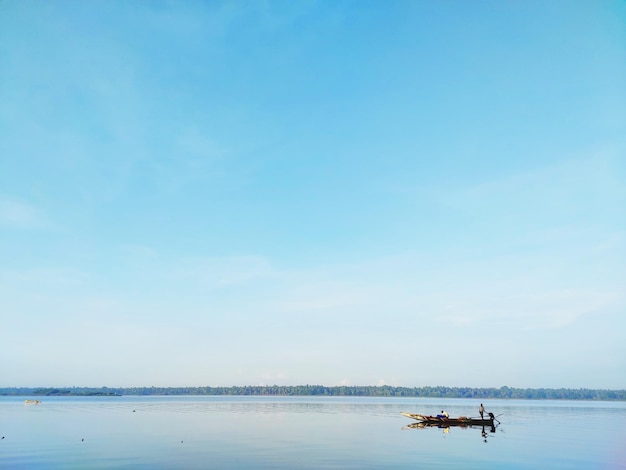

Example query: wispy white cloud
[439,151,624,215]
[0,267,88,287]
[151,127,230,193]
[170,255,278,288]
[435,287,623,330]
[387,150,625,224]
[118,244,159,259]
[0,198,55,230]
[178,127,227,161]
[271,279,401,316]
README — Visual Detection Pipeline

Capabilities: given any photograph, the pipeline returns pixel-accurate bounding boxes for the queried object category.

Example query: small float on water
[24,400,41,405]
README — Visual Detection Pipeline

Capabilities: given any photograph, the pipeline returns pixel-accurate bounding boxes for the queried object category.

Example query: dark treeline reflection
[2,385,625,400]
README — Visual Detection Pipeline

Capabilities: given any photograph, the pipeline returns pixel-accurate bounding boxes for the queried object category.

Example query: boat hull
[401,412,493,426]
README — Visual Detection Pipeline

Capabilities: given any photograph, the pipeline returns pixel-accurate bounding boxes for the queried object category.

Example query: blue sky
[1,0,624,389]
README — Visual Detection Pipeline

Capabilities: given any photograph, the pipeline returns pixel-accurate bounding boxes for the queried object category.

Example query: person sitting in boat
[436,410,449,419]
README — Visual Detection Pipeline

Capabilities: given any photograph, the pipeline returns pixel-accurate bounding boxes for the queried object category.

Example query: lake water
[1,396,625,469]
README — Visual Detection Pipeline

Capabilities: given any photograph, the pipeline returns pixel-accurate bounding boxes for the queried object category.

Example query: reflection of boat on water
[405,421,495,430]
[24,400,41,405]
[401,412,496,427]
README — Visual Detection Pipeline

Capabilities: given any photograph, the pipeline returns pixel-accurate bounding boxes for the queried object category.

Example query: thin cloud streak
[0,198,56,230]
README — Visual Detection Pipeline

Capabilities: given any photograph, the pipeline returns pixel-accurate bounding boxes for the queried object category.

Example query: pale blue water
[1,396,625,469]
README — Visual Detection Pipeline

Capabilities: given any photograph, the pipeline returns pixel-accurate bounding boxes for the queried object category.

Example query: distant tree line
[1,385,624,400]
[0,387,121,396]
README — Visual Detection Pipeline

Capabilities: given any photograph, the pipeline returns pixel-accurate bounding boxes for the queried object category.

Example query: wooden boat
[24,399,41,405]
[401,412,494,426]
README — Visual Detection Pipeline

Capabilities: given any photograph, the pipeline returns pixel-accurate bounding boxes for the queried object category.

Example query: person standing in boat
[479,403,485,419]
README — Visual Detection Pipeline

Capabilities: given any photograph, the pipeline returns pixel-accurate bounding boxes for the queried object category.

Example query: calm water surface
[1,396,625,469]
